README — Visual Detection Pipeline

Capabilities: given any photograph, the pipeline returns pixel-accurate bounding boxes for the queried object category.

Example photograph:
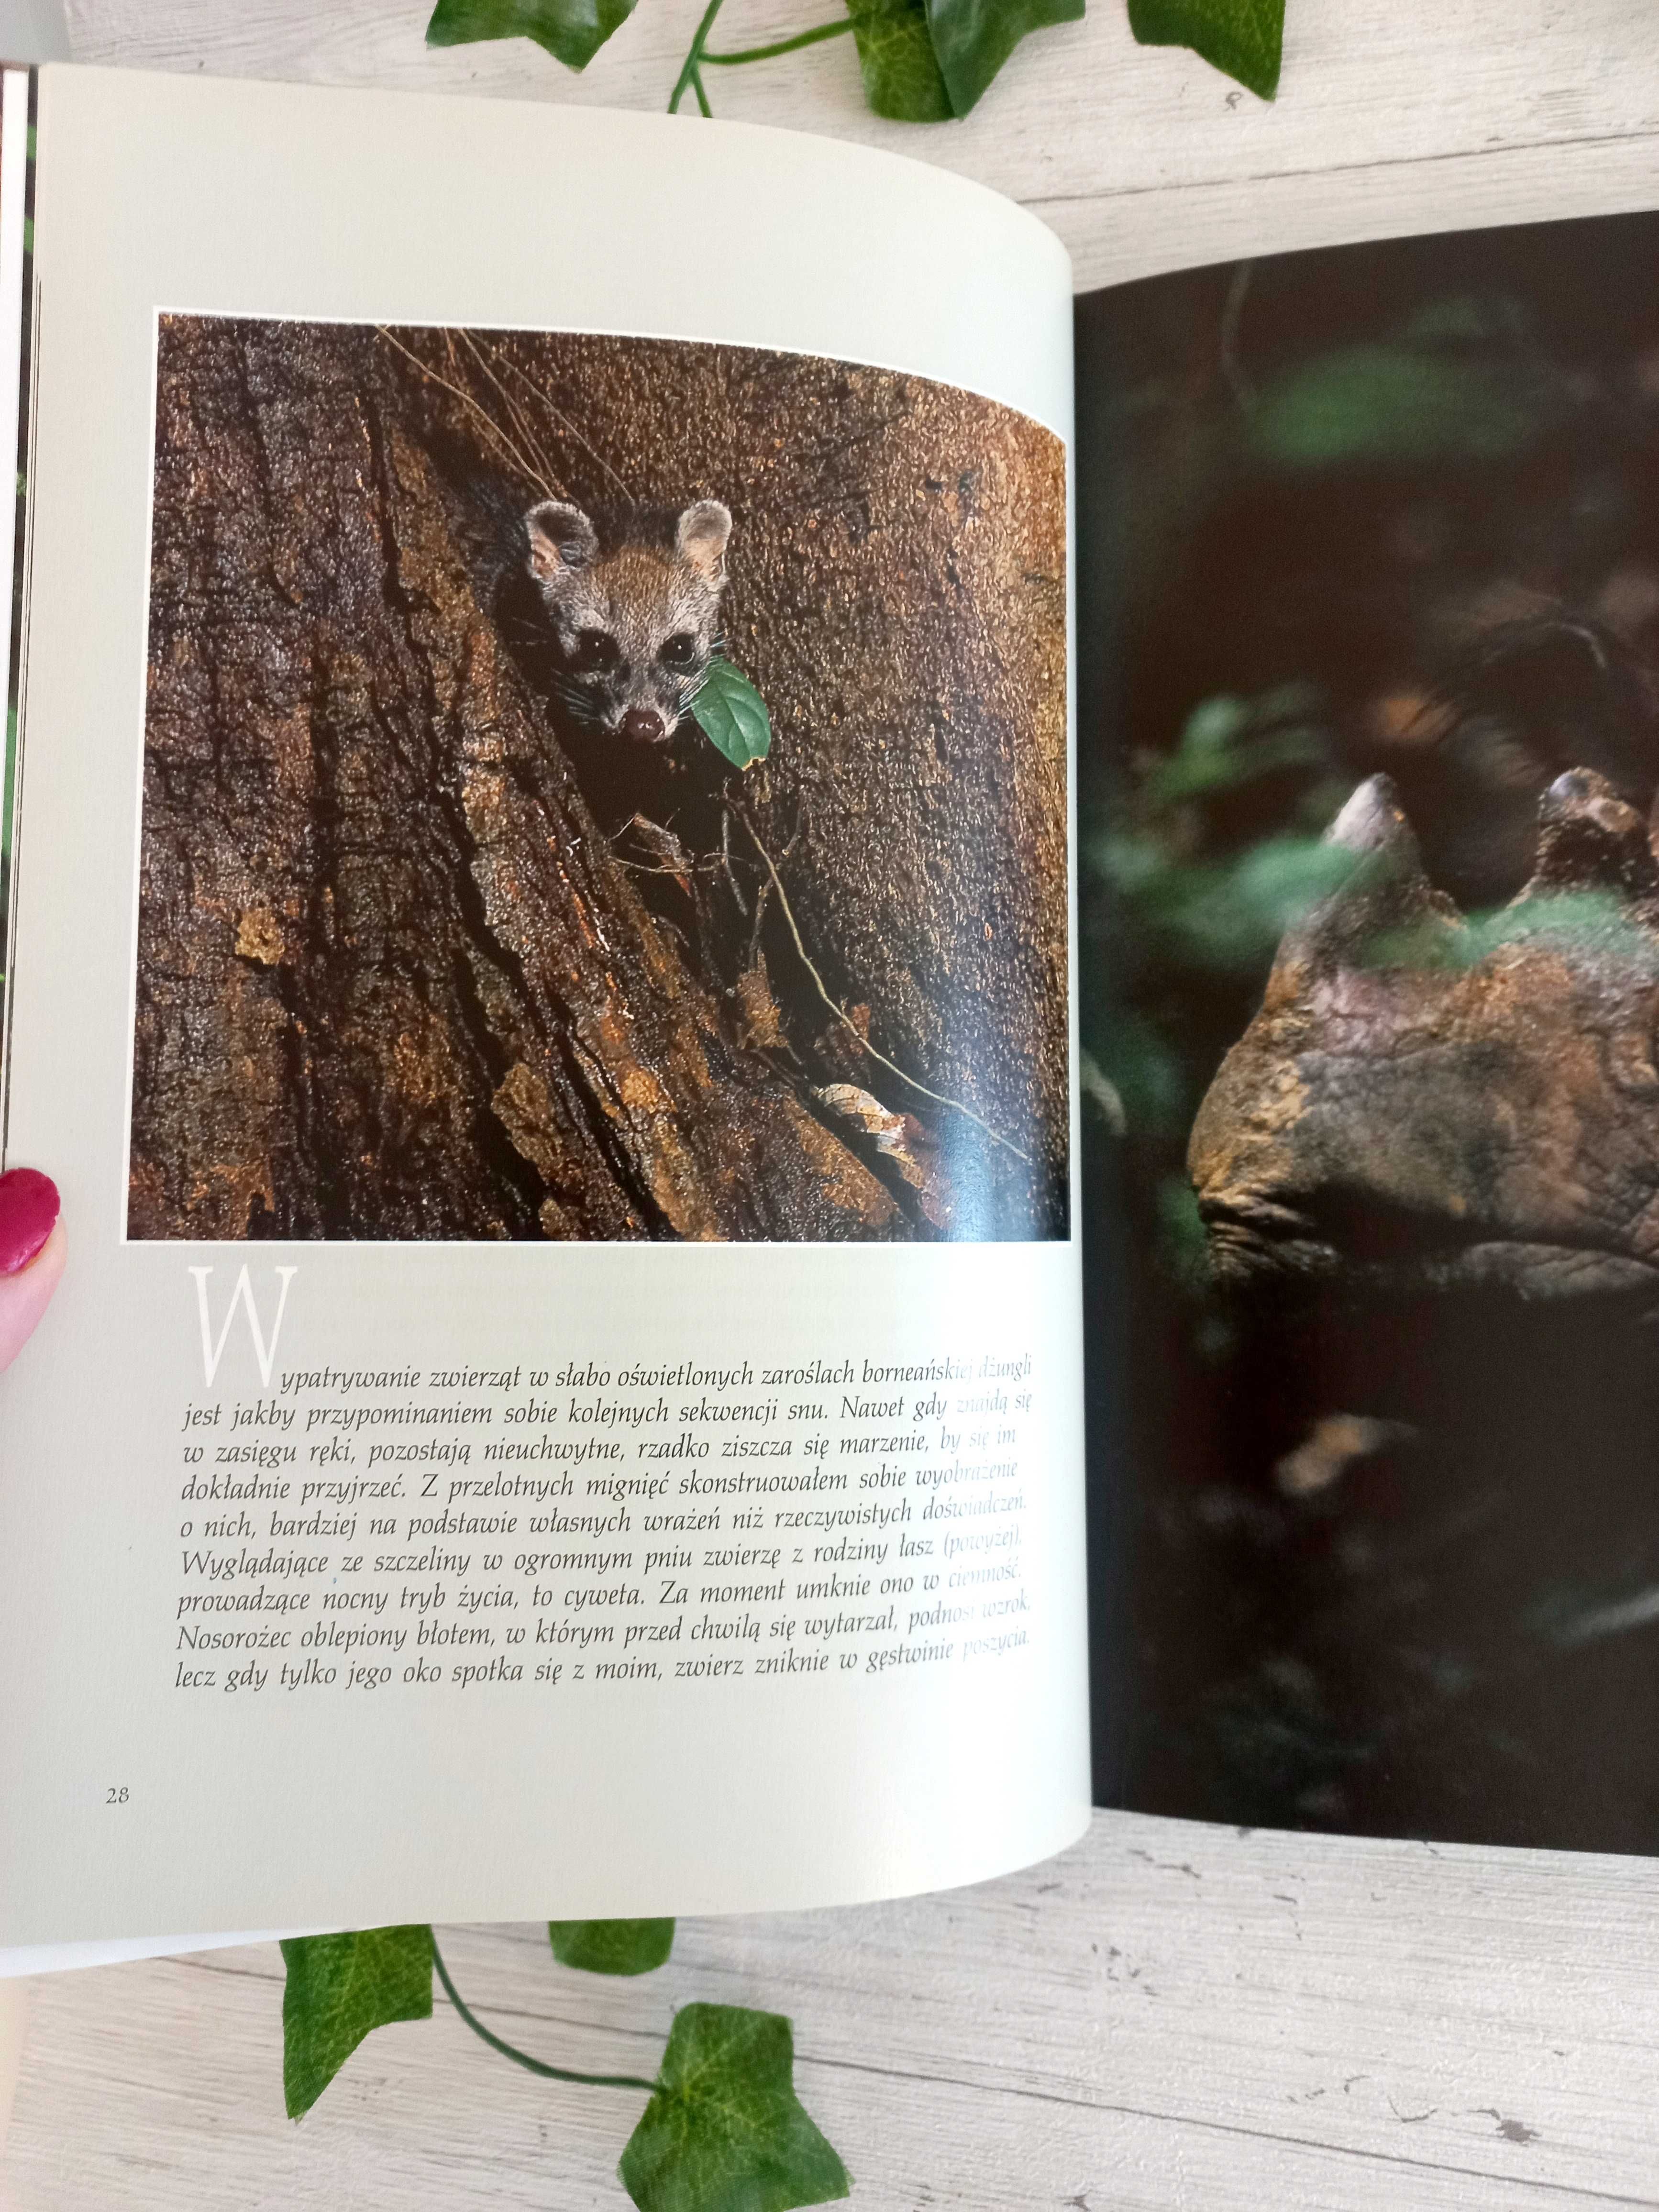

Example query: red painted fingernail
[0,1168,60,1276]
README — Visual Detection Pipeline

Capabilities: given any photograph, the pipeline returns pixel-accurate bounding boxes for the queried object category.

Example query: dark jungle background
[1079,209,1659,1851]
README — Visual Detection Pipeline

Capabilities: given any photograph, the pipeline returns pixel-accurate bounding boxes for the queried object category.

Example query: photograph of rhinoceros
[1079,208,1659,1851]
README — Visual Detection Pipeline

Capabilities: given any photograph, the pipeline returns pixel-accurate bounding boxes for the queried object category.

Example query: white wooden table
[9,1812,1659,2208]
[8,2,1659,2204]
[59,0,1659,287]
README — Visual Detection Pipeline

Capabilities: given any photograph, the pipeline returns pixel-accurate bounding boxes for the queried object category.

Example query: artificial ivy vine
[428,0,1287,120]
[282,1919,850,2212]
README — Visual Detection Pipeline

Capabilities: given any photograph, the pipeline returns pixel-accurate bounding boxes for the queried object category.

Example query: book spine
[0,62,37,1164]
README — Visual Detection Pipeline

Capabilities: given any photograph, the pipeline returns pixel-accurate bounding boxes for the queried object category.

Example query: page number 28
[105,1786,129,1805]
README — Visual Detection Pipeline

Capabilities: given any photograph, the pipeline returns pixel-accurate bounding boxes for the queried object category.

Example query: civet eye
[573,628,620,672]
[660,633,697,668]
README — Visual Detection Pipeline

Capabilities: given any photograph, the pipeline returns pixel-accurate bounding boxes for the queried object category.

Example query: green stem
[431,1937,659,2095]
[668,0,727,112]
[703,18,853,62]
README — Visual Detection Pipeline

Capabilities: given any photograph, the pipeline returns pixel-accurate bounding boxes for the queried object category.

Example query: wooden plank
[9,1813,1659,2208]
[62,0,1659,286]
[15,10,1659,2208]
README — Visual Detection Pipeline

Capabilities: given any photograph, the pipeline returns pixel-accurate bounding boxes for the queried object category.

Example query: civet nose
[622,708,669,746]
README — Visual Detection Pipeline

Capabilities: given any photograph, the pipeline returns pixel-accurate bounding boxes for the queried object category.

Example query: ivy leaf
[549,1919,677,1975]
[925,0,1084,117]
[691,658,773,769]
[844,0,953,122]
[1127,0,1283,99]
[426,0,639,74]
[280,1926,433,2120]
[619,2004,849,2212]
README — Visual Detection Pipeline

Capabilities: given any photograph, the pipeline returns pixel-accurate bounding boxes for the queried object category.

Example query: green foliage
[1093,686,1356,979]
[691,657,773,769]
[428,0,1286,122]
[924,0,1085,116]
[619,2004,850,2212]
[1137,689,1325,809]
[1127,0,1281,98]
[426,0,639,72]
[1369,890,1659,979]
[1086,686,1352,1143]
[1250,347,1544,470]
[1154,1171,1212,1289]
[1099,827,1359,974]
[280,1926,433,2119]
[550,1918,677,1975]
[1087,1012,1186,1136]
[285,1931,849,2212]
[1249,302,1560,471]
[845,0,953,120]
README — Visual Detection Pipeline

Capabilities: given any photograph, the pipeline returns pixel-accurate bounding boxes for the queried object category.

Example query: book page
[1077,203,1659,1852]
[0,66,1087,1948]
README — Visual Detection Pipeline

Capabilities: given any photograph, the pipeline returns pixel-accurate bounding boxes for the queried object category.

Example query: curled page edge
[0,61,31,1161]
[0,1925,325,1977]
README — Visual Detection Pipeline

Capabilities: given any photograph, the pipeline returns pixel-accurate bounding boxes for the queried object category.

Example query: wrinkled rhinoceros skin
[1189,768,1659,1301]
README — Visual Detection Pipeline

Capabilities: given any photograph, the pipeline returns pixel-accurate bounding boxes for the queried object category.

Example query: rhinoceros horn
[1263,773,1455,1002]
[1522,766,1659,905]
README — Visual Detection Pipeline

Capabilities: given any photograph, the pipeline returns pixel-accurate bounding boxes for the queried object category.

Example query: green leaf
[619,2004,849,2212]
[845,0,953,120]
[1249,346,1546,470]
[549,1919,676,1975]
[1127,0,1283,99]
[426,0,639,74]
[280,1926,433,2120]
[690,658,773,769]
[925,0,1084,116]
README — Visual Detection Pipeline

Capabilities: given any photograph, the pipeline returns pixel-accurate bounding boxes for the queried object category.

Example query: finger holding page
[0,1171,64,1373]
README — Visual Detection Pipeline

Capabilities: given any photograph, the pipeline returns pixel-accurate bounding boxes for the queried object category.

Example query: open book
[0,60,1654,1972]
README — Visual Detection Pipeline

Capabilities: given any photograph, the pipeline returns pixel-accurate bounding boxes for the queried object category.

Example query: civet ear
[525,501,598,582]
[676,499,732,584]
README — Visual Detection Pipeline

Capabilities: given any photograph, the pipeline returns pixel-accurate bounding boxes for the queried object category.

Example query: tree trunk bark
[132,317,905,1241]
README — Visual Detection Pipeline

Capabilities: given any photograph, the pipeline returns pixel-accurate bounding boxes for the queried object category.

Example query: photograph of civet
[127,318,1068,1243]
[1081,207,1659,1854]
